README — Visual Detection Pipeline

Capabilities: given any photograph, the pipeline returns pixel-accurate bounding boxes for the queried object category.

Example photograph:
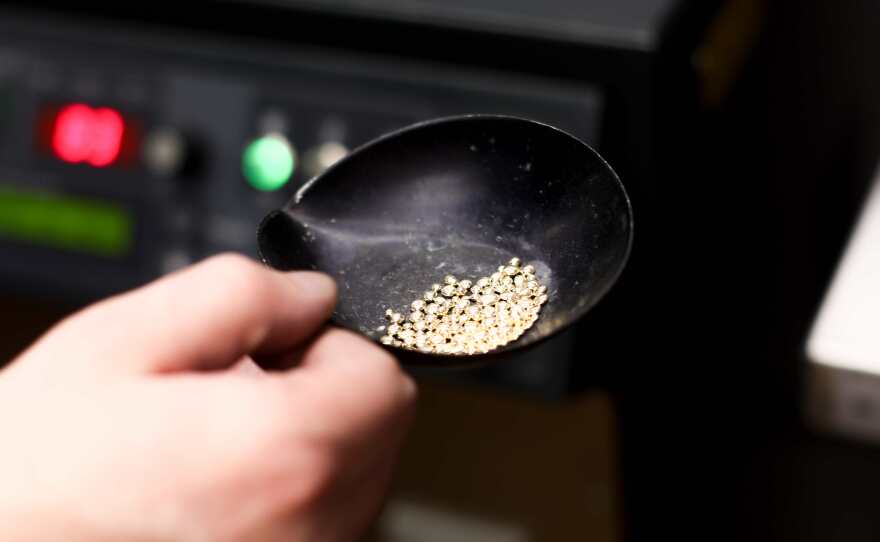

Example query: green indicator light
[242,134,295,192]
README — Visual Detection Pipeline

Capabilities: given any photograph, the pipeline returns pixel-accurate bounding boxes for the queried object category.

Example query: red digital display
[50,104,126,167]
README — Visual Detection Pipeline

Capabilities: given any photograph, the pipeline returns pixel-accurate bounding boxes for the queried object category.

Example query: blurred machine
[0,2,743,541]
[12,2,880,542]
[0,12,601,299]
[0,1,728,395]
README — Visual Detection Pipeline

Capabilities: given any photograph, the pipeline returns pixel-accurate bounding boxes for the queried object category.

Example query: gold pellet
[378,257,548,355]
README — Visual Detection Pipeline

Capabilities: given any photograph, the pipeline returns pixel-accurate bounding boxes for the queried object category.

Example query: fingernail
[286,271,337,302]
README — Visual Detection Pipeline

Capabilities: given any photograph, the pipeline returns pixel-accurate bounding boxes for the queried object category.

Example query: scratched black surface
[259,116,632,366]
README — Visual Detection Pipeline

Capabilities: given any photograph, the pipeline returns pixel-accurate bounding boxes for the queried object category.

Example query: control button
[161,249,192,274]
[303,141,348,178]
[143,128,188,178]
[242,133,295,192]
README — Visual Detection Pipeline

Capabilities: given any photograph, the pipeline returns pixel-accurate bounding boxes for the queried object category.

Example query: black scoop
[258,115,632,367]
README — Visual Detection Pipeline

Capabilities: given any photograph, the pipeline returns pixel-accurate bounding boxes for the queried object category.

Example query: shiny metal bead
[378,256,546,355]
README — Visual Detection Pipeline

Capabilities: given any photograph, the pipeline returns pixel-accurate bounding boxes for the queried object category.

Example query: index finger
[24,253,337,374]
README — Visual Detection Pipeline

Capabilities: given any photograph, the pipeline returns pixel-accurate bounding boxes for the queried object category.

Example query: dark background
[2,1,880,540]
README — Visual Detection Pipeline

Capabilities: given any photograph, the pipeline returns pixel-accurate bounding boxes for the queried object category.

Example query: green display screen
[0,186,133,257]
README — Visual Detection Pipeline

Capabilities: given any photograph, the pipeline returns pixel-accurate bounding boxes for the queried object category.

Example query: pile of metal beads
[378,257,547,355]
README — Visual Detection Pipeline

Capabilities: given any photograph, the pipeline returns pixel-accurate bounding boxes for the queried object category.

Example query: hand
[0,254,416,542]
